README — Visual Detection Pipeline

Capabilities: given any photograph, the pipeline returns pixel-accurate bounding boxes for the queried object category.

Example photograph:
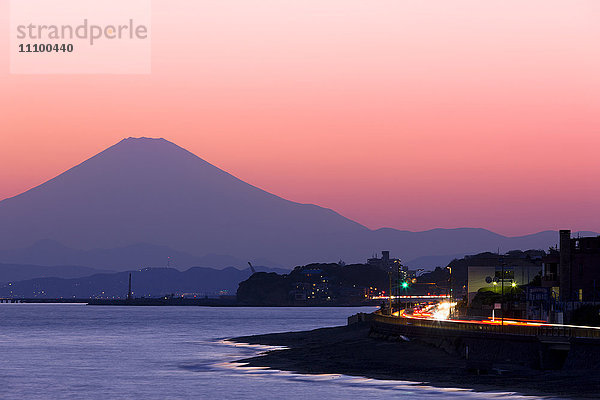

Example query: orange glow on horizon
[1,1,599,235]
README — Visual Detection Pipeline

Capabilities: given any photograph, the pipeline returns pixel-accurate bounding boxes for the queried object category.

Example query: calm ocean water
[0,304,547,399]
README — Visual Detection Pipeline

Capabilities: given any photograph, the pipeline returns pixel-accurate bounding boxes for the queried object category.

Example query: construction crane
[247,262,256,274]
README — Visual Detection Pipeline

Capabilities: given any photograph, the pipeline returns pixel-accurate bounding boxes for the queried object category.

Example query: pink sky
[1,1,599,235]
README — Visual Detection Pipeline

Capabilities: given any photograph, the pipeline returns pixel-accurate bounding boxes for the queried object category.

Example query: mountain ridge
[0,265,284,298]
[0,239,279,270]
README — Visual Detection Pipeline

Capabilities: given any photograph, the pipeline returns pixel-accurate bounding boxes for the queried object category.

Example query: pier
[0,298,24,303]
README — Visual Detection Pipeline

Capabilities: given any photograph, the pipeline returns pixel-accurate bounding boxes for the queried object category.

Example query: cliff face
[237,272,291,305]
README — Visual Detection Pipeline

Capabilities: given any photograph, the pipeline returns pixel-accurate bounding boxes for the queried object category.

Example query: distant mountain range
[0,239,277,270]
[0,263,110,283]
[0,137,595,270]
[0,266,274,299]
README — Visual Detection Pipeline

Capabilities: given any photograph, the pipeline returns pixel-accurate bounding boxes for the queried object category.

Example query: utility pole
[448,266,453,302]
[448,266,453,319]
[501,261,505,327]
[388,270,393,315]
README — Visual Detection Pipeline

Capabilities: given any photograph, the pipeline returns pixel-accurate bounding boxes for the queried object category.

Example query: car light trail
[397,306,600,329]
[370,295,450,300]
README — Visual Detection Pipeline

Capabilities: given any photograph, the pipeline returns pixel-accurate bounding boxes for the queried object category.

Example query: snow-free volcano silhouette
[0,137,589,269]
[0,137,370,266]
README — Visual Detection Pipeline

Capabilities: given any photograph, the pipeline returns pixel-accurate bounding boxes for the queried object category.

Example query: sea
[0,304,551,399]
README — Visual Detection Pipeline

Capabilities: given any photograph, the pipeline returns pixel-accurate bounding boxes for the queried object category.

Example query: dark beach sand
[232,322,600,399]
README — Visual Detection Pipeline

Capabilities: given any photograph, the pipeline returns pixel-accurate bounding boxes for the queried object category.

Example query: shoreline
[1,298,379,307]
[231,322,600,399]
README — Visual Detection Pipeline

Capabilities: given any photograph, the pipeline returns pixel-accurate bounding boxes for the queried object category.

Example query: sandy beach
[232,322,600,398]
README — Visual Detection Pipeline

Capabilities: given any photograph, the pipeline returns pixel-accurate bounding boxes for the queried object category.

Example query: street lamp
[388,270,393,315]
[447,266,453,302]
[500,259,505,328]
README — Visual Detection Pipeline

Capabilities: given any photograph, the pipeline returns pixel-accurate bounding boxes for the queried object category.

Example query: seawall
[351,313,600,371]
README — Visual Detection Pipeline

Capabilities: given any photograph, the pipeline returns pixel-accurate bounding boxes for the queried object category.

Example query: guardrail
[372,313,600,339]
